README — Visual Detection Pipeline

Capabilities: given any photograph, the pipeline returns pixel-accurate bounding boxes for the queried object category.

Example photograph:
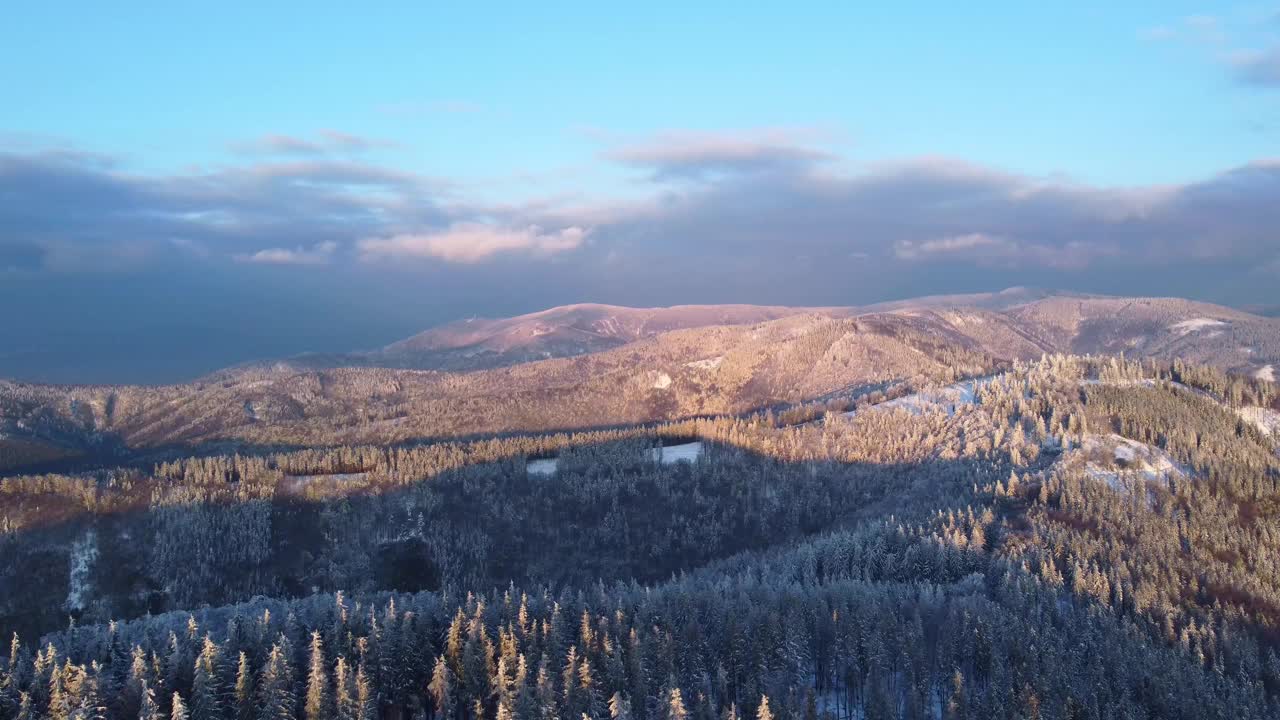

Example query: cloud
[1143,13,1280,88]
[5,133,1280,382]
[232,131,394,156]
[1231,46,1280,86]
[3,135,1279,302]
[892,233,1104,270]
[586,151,1280,275]
[359,224,587,263]
[234,241,338,266]
[605,129,833,181]
[0,150,448,271]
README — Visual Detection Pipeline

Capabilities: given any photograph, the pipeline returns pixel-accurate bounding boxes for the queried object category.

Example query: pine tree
[945,670,966,720]
[354,664,376,720]
[562,647,581,719]
[755,696,772,720]
[48,659,72,720]
[427,657,453,720]
[191,637,223,720]
[665,688,688,720]
[607,692,631,720]
[304,633,330,720]
[16,691,33,720]
[172,692,191,720]
[140,683,163,720]
[257,644,296,720]
[333,658,357,720]
[233,653,254,720]
[77,671,109,720]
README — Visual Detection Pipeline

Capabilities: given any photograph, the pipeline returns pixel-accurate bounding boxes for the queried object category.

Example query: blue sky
[5,2,1276,187]
[2,2,1279,382]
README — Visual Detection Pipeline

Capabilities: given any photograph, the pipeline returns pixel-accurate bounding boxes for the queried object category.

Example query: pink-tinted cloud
[359,224,587,263]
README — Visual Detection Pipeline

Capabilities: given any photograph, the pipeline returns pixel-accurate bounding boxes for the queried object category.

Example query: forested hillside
[1,354,1277,718]
[4,293,1278,473]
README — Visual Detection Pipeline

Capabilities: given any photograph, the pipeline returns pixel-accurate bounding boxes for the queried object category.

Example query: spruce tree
[256,645,296,720]
[191,637,223,720]
[139,683,162,720]
[665,688,688,720]
[171,693,190,720]
[754,696,772,720]
[426,657,453,720]
[354,665,376,720]
[233,654,254,720]
[333,659,356,720]
[304,633,330,720]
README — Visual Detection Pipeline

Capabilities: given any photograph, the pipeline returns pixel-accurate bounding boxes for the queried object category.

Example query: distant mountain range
[255,287,1277,376]
[2,289,1277,468]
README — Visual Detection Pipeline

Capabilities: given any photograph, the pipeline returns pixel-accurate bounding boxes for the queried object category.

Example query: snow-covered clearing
[685,356,724,371]
[281,472,369,492]
[1238,407,1280,438]
[526,458,559,476]
[648,441,704,464]
[652,373,673,390]
[845,375,998,418]
[1079,434,1188,493]
[1169,318,1227,335]
[66,529,98,613]
[1255,365,1275,383]
[527,441,704,477]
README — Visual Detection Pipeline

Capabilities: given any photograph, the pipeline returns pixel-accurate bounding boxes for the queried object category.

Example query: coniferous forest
[2,354,1279,719]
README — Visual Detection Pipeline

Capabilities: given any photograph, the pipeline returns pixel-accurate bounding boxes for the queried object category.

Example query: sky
[2,2,1279,383]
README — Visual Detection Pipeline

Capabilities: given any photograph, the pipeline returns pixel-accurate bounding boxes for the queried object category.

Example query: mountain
[2,295,1280,718]
[263,303,829,373]
[1,291,1276,468]
[375,302,829,369]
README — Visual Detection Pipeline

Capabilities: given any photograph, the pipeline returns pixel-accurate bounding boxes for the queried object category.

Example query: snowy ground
[648,441,704,464]
[652,373,673,389]
[526,458,559,476]
[527,441,704,477]
[845,375,998,418]
[685,356,724,370]
[1079,434,1188,492]
[1256,365,1275,383]
[1238,407,1280,438]
[281,472,370,492]
[1169,318,1227,335]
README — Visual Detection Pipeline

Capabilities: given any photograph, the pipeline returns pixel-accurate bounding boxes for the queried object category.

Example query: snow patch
[1169,318,1226,335]
[648,441,704,464]
[527,441,703,476]
[1079,434,1189,493]
[526,458,558,476]
[1255,365,1275,383]
[848,376,997,418]
[685,356,724,371]
[66,529,99,613]
[1238,407,1280,437]
[652,373,673,390]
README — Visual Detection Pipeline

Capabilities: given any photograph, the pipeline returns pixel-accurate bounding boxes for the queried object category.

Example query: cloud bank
[2,131,1279,382]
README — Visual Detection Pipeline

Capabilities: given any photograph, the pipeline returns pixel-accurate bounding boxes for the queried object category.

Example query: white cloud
[234,241,337,266]
[896,233,1009,259]
[358,223,587,263]
[606,128,833,181]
